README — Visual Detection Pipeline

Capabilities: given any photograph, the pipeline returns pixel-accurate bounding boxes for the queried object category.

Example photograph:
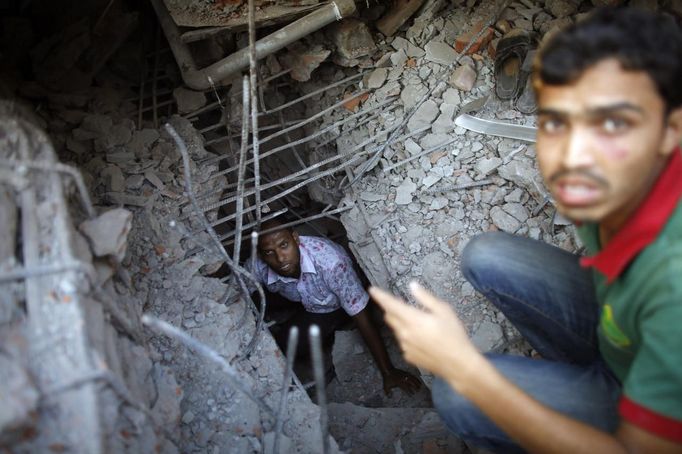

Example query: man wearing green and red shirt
[369,7,682,453]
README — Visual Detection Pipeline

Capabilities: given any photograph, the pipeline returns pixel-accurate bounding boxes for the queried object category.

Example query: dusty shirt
[248,236,369,316]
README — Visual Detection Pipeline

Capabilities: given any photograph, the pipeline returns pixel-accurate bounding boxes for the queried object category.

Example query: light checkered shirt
[249,236,369,316]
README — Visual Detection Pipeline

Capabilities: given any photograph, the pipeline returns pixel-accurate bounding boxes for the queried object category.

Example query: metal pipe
[150,0,356,90]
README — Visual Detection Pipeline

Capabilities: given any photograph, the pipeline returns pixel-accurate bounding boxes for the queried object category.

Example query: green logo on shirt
[601,305,631,348]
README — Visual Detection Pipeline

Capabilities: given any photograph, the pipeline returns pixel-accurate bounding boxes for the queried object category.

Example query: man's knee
[461,232,513,284]
[431,377,477,436]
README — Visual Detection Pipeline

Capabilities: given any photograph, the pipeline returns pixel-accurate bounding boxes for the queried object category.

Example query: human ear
[660,106,682,158]
[292,231,300,245]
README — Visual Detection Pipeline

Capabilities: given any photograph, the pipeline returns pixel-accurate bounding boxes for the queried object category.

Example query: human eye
[280,242,288,248]
[601,117,629,134]
[538,117,565,134]
[263,250,274,256]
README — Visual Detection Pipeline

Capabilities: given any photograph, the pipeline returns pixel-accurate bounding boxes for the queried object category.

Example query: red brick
[455,20,495,55]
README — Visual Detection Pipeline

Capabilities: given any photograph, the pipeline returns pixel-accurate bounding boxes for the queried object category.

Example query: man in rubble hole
[371,7,682,453]
[248,217,421,396]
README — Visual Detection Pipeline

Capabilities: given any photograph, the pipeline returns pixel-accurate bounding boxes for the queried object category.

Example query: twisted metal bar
[164,123,267,358]
[232,76,251,266]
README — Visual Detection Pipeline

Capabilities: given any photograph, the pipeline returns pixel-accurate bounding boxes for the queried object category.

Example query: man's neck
[598,161,667,246]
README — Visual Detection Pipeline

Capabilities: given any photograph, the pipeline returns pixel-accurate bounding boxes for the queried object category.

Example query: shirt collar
[580,148,682,283]
[265,237,317,284]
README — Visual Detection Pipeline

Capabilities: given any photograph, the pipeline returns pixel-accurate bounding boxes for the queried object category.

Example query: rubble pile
[50,106,339,452]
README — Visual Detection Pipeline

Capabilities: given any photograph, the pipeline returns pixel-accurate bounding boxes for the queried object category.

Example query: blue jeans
[431,232,622,453]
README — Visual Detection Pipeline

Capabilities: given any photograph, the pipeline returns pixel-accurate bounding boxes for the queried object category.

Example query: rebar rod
[204,88,369,156]
[259,71,365,117]
[222,205,352,247]
[206,96,392,181]
[219,207,288,243]
[309,324,330,454]
[166,123,268,358]
[422,179,494,194]
[274,326,299,454]
[248,0,262,229]
[242,231,265,357]
[232,76,251,267]
[137,60,145,129]
[141,314,274,415]
[382,135,460,172]
[203,148,365,227]
[0,158,95,217]
[185,207,287,259]
[0,262,95,283]
[152,26,161,128]
[278,110,307,170]
[198,121,402,219]
[345,0,513,188]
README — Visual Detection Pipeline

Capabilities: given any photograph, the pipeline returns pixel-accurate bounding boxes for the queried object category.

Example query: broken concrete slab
[407,100,439,132]
[79,208,133,261]
[490,206,521,233]
[424,41,457,65]
[367,68,389,89]
[395,178,417,205]
[329,18,377,60]
[400,82,428,109]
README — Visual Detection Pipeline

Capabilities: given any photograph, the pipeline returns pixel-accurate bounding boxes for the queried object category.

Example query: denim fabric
[431,232,622,453]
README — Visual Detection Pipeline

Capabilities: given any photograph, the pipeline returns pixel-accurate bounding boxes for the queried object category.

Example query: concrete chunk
[79,208,133,261]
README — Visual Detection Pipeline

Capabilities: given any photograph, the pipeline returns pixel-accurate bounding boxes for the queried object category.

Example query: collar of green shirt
[580,147,682,283]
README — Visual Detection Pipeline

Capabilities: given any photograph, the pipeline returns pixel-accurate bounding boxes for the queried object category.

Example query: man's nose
[276,250,287,263]
[562,127,595,169]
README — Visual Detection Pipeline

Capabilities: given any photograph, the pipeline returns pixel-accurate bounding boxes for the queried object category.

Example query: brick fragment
[454,20,495,55]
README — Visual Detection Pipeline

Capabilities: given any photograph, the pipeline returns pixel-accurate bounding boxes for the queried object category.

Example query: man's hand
[382,367,422,397]
[369,282,482,391]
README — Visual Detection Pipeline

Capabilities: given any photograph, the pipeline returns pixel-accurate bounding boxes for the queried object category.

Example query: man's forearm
[451,355,627,454]
[353,308,393,376]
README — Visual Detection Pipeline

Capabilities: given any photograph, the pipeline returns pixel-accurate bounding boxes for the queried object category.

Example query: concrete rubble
[1,0,681,453]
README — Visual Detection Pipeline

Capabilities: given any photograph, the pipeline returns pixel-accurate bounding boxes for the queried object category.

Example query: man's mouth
[279,264,291,272]
[555,179,603,206]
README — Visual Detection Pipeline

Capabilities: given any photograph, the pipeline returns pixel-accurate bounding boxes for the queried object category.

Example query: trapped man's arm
[353,306,421,396]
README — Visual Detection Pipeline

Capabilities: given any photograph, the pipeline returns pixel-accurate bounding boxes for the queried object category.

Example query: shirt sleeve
[619,294,682,442]
[322,259,369,316]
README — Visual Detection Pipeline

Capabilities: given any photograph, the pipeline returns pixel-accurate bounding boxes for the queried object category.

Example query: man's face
[258,229,301,278]
[535,59,681,231]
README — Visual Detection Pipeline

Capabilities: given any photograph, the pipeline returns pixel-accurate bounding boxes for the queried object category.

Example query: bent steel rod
[205,88,369,150]
[194,123,396,220]
[232,76,251,266]
[201,98,393,190]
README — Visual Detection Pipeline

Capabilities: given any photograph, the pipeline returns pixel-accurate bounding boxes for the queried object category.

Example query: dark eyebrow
[586,102,645,117]
[537,103,645,118]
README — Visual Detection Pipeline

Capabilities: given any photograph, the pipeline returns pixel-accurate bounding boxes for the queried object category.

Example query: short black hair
[536,7,682,112]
